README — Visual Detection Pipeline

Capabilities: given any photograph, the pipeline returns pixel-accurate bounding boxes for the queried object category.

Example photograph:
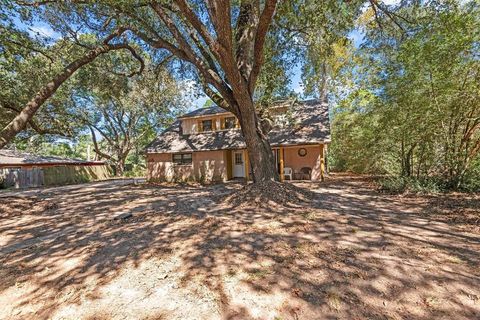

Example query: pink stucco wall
[282,145,324,181]
[147,151,227,183]
[193,150,227,182]
[147,144,325,182]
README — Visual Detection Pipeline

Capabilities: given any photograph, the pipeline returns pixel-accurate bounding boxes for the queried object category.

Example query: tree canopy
[330,0,480,190]
[1,0,478,188]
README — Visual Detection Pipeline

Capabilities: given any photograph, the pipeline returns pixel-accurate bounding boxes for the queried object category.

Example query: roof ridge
[179,98,324,119]
[145,99,330,153]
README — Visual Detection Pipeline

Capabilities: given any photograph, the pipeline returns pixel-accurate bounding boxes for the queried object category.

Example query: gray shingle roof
[0,149,104,166]
[146,99,330,153]
[178,105,228,118]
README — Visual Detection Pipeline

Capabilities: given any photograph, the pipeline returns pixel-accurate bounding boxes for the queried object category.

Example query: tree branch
[0,27,142,148]
[249,0,278,93]
[368,0,408,32]
[173,0,221,60]
[89,126,114,161]
[1,101,70,136]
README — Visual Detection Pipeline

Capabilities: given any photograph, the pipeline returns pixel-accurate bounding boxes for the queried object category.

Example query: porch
[226,144,327,181]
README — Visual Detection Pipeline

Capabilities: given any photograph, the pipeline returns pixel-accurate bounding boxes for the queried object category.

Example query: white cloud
[28,25,59,39]
[381,0,401,5]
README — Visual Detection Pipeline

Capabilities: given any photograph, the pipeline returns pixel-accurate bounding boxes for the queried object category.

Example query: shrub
[124,164,146,178]
[378,176,447,194]
[459,172,480,192]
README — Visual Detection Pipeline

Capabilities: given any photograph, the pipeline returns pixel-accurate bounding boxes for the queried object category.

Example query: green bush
[378,176,447,194]
[124,164,146,178]
[459,170,480,192]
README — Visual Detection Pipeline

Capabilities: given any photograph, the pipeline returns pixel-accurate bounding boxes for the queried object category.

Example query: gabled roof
[145,99,330,153]
[178,105,229,118]
[0,149,104,167]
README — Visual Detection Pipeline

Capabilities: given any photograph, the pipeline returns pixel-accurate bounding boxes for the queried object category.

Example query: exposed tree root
[221,180,314,209]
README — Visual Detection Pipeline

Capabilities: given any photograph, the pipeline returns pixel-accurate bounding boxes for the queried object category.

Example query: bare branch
[173,0,221,59]
[205,0,233,53]
[89,126,114,161]
[368,0,408,32]
[249,0,278,93]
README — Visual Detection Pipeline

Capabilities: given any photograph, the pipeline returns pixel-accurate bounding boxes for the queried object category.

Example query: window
[172,153,192,165]
[201,119,213,132]
[224,117,237,129]
[234,153,243,165]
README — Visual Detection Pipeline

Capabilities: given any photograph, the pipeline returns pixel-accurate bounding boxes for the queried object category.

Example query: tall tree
[0,25,144,148]
[3,0,280,182]
[72,62,187,175]
[2,0,398,183]
[330,0,480,189]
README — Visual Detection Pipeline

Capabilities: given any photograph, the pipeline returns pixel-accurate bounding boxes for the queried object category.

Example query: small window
[172,153,192,165]
[234,153,243,165]
[224,117,237,129]
[201,119,213,132]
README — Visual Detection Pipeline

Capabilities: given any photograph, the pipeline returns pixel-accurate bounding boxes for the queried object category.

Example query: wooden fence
[1,167,44,189]
[0,165,112,189]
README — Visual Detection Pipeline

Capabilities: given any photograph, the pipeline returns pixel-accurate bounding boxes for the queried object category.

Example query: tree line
[1,0,477,189]
[0,0,403,183]
[330,0,480,191]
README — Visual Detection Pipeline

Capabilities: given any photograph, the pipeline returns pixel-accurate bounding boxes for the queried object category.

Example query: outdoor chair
[284,167,293,180]
[300,167,312,180]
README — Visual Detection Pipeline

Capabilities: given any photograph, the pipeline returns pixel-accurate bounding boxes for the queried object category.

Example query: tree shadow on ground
[0,176,479,319]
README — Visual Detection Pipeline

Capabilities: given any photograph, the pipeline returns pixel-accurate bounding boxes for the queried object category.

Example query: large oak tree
[0,26,144,148]
[2,0,389,182]
[2,0,281,182]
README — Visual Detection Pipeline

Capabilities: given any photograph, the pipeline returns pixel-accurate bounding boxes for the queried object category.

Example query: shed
[0,149,111,189]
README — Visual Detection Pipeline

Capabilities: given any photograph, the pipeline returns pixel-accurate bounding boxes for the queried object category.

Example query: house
[0,149,111,188]
[145,99,330,183]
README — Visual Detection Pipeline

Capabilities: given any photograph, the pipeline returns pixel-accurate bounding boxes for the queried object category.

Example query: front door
[232,151,245,178]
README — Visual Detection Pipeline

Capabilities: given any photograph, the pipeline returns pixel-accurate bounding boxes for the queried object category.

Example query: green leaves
[330,0,480,188]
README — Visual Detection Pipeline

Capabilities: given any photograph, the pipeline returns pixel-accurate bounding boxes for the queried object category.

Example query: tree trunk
[144,1,280,184]
[236,100,279,182]
[115,160,125,177]
[319,62,328,104]
[116,151,129,177]
[0,48,104,148]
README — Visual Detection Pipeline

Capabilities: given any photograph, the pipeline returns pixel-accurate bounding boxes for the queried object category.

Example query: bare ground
[0,174,479,320]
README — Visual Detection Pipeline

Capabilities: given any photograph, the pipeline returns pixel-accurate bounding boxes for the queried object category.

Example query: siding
[147,151,227,183]
[146,144,326,182]
[181,114,232,134]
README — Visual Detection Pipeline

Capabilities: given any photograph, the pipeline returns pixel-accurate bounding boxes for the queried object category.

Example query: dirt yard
[0,175,479,320]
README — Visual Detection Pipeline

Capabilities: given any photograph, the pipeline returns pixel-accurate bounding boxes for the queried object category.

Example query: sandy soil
[0,175,479,320]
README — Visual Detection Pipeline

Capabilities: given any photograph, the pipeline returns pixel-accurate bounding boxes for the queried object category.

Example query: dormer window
[202,119,213,131]
[198,119,216,132]
[224,117,237,129]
